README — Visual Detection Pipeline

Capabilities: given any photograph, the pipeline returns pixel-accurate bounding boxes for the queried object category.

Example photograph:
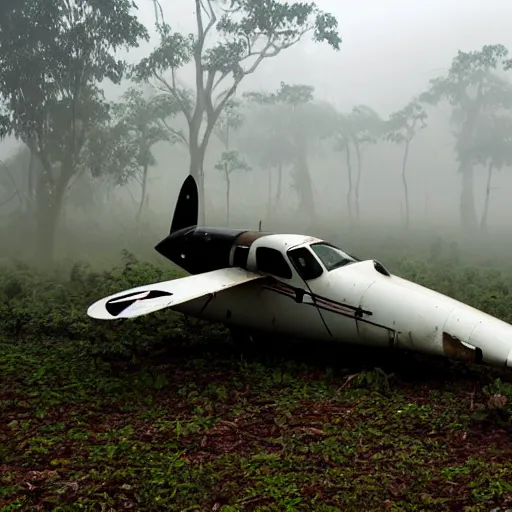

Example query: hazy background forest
[2,0,512,267]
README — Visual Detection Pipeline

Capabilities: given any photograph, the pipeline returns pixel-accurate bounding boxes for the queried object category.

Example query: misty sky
[3,0,512,158]
[130,0,512,114]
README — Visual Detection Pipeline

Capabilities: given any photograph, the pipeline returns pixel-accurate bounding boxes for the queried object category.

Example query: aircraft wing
[87,267,264,320]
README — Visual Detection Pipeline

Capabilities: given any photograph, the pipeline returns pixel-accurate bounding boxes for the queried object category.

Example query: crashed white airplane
[88,175,512,370]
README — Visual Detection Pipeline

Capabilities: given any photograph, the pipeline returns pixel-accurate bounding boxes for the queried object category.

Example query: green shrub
[2,245,512,511]
[0,251,229,361]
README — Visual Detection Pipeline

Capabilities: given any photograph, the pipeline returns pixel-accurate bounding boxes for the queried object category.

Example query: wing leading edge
[87,267,264,320]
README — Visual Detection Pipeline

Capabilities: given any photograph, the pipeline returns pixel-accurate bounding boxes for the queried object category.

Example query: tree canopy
[0,0,148,262]
[421,44,512,230]
[133,0,341,222]
[384,99,428,227]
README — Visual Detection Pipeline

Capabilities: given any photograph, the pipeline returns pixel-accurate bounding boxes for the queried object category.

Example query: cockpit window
[310,243,356,271]
[256,247,293,279]
[288,247,323,280]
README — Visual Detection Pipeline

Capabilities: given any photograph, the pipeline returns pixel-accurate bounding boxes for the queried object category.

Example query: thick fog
[133,0,512,226]
[3,0,512,264]
[130,0,512,228]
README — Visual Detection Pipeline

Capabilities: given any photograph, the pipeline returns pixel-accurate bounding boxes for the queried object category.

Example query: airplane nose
[154,227,194,267]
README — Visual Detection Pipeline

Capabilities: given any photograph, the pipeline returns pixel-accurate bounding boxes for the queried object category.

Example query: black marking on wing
[105,290,173,317]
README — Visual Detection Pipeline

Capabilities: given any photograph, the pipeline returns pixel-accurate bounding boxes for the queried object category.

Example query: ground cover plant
[1,246,512,511]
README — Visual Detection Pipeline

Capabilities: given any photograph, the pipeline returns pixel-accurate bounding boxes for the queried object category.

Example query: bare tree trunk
[344,141,353,226]
[225,166,230,226]
[135,163,149,225]
[274,162,282,206]
[293,142,315,222]
[36,205,61,266]
[402,139,411,229]
[480,162,493,232]
[354,141,362,222]
[192,97,227,225]
[458,104,480,233]
[188,118,206,225]
[459,159,477,232]
[189,141,206,225]
[267,166,272,218]
[28,148,35,210]
[35,168,69,266]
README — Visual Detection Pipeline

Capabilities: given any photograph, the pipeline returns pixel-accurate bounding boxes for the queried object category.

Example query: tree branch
[212,70,230,92]
[201,82,238,153]
[65,164,87,198]
[213,41,284,118]
[216,2,243,14]
[153,73,192,124]
[0,191,17,208]
[152,0,165,26]
[204,69,217,119]
[0,158,25,208]
[230,28,312,93]
[193,0,210,113]
[211,38,282,116]
[159,118,189,147]
[126,185,139,205]
[200,0,216,36]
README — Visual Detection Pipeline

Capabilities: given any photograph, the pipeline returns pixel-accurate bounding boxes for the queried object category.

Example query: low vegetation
[1,245,512,511]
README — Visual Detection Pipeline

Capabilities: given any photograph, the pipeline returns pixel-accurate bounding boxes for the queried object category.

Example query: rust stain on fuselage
[442,331,476,362]
[234,231,269,247]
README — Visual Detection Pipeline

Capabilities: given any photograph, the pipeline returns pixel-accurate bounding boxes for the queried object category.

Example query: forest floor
[1,255,512,511]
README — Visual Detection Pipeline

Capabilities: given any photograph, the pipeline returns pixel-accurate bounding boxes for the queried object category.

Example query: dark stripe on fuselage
[261,282,391,332]
[261,284,297,300]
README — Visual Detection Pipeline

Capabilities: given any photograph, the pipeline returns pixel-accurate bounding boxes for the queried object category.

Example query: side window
[233,245,249,269]
[288,247,323,280]
[256,247,292,279]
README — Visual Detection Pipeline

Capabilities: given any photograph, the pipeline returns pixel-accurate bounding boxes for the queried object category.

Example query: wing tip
[87,300,116,320]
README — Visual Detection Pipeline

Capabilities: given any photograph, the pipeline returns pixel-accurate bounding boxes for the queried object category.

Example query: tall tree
[0,152,29,213]
[276,83,317,221]
[214,99,250,225]
[113,87,179,225]
[214,151,251,225]
[421,44,512,231]
[245,83,336,224]
[468,113,512,231]
[0,0,148,263]
[346,105,382,222]
[332,112,355,226]
[215,99,244,149]
[240,94,295,215]
[133,0,341,224]
[384,99,428,228]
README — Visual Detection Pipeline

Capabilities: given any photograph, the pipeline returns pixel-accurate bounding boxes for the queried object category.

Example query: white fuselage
[173,234,512,369]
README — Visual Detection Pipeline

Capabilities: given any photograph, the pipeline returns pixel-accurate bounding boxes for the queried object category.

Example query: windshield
[309,243,356,271]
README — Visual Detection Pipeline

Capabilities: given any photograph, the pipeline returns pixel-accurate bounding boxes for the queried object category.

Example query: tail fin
[170,175,198,234]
